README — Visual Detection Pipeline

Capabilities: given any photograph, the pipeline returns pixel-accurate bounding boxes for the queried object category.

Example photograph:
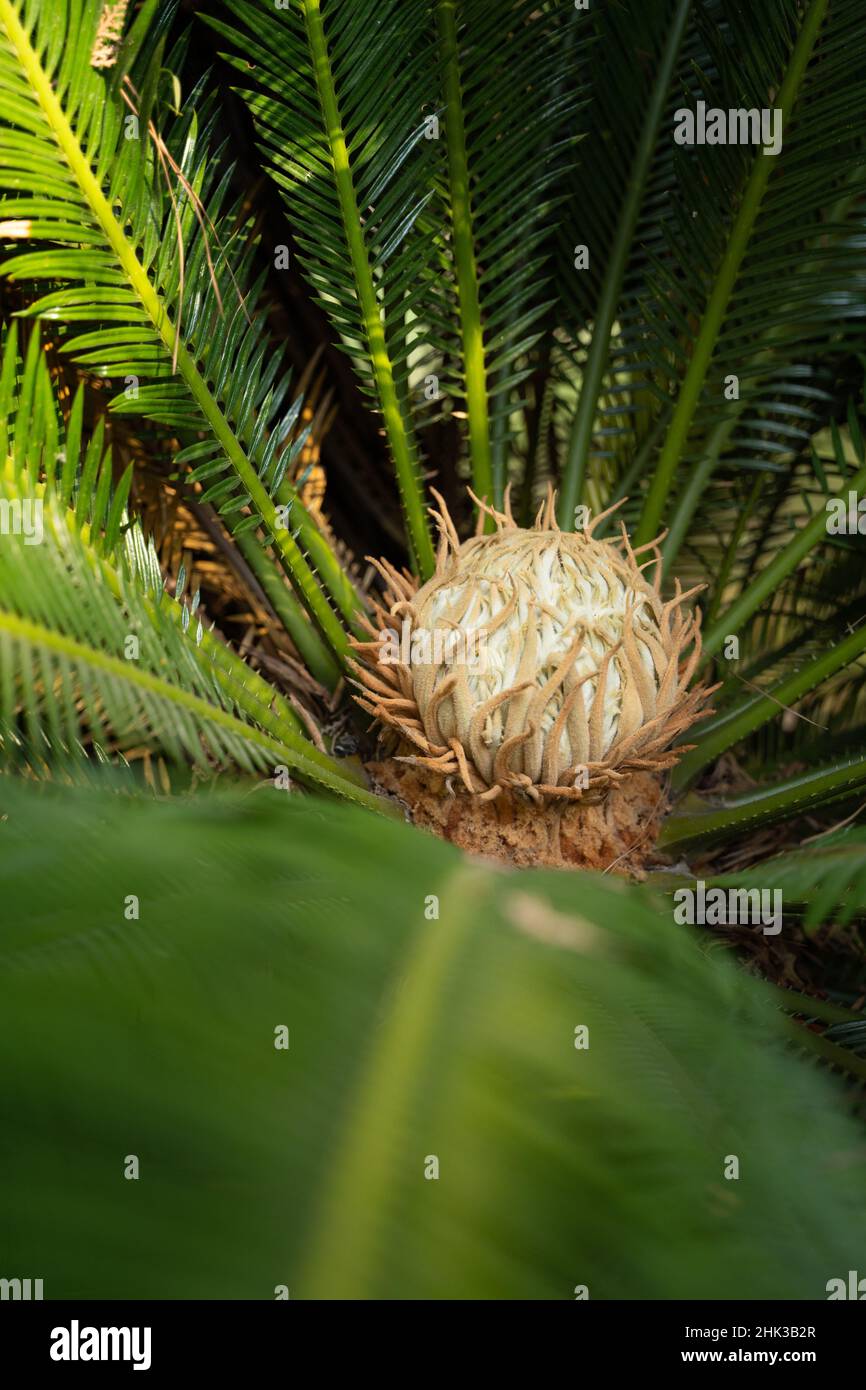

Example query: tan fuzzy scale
[350,490,715,857]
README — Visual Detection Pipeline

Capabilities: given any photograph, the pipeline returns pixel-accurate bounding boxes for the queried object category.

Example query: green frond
[709,827,866,930]
[0,461,385,807]
[0,0,361,664]
[660,752,866,851]
[701,452,866,662]
[634,0,866,547]
[547,0,866,559]
[212,0,437,575]
[0,323,380,804]
[556,0,693,524]
[3,775,866,1297]
[433,0,586,508]
[674,617,866,789]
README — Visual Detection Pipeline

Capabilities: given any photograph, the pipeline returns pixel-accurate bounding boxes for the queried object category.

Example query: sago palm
[2,0,866,1299]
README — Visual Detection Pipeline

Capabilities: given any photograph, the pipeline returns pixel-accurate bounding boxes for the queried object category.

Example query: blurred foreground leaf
[0,777,864,1299]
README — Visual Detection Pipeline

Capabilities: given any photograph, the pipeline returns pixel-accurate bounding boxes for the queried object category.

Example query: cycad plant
[2,0,866,1299]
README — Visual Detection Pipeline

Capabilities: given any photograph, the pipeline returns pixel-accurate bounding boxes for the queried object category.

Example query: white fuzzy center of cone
[414,530,659,761]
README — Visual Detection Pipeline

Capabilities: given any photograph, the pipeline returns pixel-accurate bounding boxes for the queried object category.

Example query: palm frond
[701,439,866,661]
[547,0,866,561]
[0,0,360,664]
[431,0,586,506]
[0,320,380,804]
[660,752,866,851]
[555,0,693,524]
[0,462,384,804]
[212,0,440,575]
[709,826,866,930]
[675,618,866,789]
[634,0,866,548]
[3,775,866,1296]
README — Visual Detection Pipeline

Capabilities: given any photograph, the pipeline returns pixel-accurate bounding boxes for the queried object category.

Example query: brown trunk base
[367,759,668,874]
